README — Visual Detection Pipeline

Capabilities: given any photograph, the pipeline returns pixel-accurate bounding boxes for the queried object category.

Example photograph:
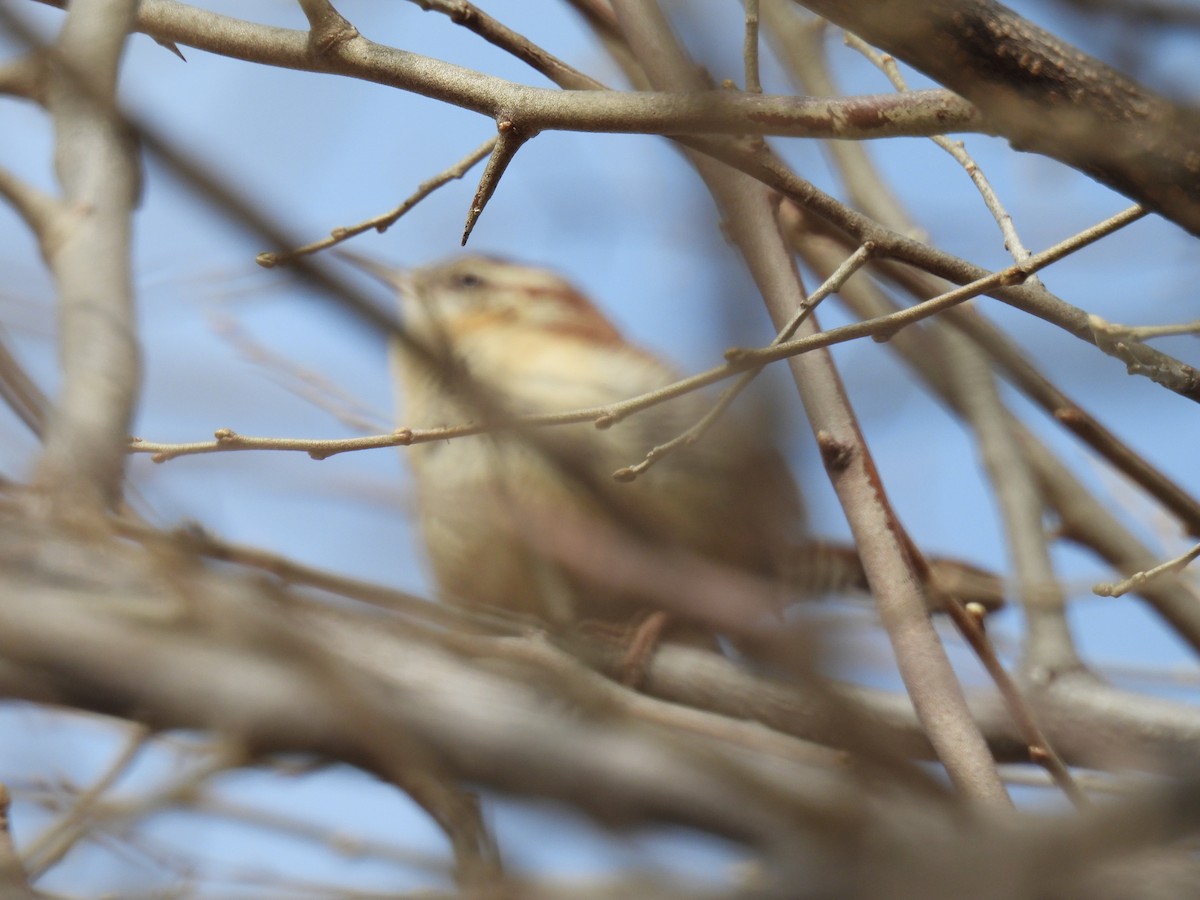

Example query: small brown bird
[369,255,802,634]
[348,254,1000,639]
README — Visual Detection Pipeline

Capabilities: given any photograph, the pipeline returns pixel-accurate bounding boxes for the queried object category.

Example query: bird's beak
[334,250,414,294]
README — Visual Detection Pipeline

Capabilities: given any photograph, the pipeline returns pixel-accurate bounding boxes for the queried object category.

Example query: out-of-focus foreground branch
[3,497,1200,895]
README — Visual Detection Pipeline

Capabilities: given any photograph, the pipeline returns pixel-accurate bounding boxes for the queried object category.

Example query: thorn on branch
[462,120,534,245]
[152,38,187,62]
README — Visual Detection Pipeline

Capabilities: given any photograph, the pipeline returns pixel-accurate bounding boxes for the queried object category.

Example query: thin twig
[22,725,151,879]
[844,31,1041,288]
[258,136,495,267]
[0,783,37,900]
[1094,542,1200,598]
[939,598,1089,808]
[409,0,602,90]
[131,209,1142,465]
[743,0,762,93]
[615,242,873,480]
[729,204,1146,367]
[783,204,1200,537]
[1090,314,1200,345]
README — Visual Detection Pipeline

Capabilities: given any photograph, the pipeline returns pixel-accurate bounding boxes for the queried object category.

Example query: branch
[409,0,602,90]
[793,0,1200,237]
[609,0,1008,806]
[37,0,983,140]
[257,136,495,266]
[8,0,143,514]
[0,785,39,900]
[786,210,1200,659]
[6,496,1200,895]
[0,165,61,239]
[1094,543,1200,599]
[692,134,1200,402]
[784,205,1200,536]
[0,505,854,851]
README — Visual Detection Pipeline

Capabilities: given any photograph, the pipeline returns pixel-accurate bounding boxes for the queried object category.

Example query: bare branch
[1094,542,1200,599]
[257,136,495,266]
[296,0,358,55]
[609,0,1007,806]
[0,53,47,102]
[0,784,38,900]
[21,726,150,879]
[8,0,143,514]
[792,0,1200,237]
[0,166,61,258]
[692,133,1200,400]
[409,0,603,90]
[844,30,1042,288]
[37,0,983,140]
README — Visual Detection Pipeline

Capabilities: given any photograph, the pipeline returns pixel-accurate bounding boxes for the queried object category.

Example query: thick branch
[35,0,982,141]
[0,506,853,851]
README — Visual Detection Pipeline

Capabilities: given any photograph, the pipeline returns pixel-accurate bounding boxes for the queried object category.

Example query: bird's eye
[451,272,484,289]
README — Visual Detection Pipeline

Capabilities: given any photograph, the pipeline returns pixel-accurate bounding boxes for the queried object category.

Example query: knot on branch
[304,4,359,56]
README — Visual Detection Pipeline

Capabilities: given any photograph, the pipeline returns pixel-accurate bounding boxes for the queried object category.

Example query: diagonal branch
[609,0,1009,807]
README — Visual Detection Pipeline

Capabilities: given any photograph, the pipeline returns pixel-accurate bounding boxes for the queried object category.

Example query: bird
[338,254,800,637]
[344,254,1001,643]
